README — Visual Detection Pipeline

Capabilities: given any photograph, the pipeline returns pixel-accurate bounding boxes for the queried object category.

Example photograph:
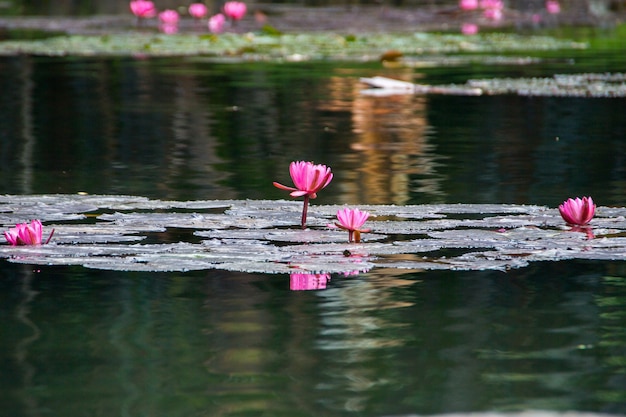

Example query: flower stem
[301,195,309,229]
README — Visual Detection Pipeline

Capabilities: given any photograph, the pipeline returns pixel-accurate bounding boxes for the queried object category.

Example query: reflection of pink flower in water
[273,161,333,229]
[335,207,371,243]
[558,196,595,226]
[290,273,330,291]
[208,13,225,33]
[4,220,54,246]
[224,1,247,21]
[459,0,478,10]
[130,0,157,19]
[188,3,208,19]
[462,22,479,35]
[546,0,561,14]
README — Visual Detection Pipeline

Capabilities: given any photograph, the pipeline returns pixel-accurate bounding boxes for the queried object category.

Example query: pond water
[1,33,626,416]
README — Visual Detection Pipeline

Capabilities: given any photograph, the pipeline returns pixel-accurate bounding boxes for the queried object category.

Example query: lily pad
[1,194,624,274]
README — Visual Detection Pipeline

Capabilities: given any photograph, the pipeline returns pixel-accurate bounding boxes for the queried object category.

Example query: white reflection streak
[19,57,34,194]
[15,271,41,417]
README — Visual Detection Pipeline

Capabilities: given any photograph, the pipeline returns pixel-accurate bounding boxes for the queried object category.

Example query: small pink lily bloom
[273,161,333,228]
[459,0,478,10]
[558,196,596,226]
[130,0,157,19]
[189,3,208,20]
[462,22,479,35]
[335,207,371,243]
[159,9,180,25]
[223,1,247,22]
[4,219,54,246]
[546,0,561,14]
[208,13,225,33]
[483,7,503,20]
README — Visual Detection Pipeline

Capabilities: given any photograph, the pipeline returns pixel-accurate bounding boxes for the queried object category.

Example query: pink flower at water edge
[483,7,503,20]
[130,0,157,19]
[4,220,54,246]
[459,0,478,11]
[462,22,479,35]
[335,207,371,243]
[546,0,561,14]
[223,1,247,21]
[159,9,180,25]
[290,273,330,291]
[208,13,225,33]
[189,3,208,20]
[558,196,596,226]
[273,161,333,228]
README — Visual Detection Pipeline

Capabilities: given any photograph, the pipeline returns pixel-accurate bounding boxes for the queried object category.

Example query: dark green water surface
[1,38,626,416]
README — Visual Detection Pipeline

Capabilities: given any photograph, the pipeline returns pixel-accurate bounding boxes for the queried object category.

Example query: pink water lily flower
[130,0,156,19]
[208,13,225,33]
[546,0,561,14]
[223,1,247,21]
[335,207,371,243]
[273,161,333,228]
[189,3,208,19]
[558,196,595,226]
[159,9,180,25]
[459,0,478,10]
[4,219,54,246]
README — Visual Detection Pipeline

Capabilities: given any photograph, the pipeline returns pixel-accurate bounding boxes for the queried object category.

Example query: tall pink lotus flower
[335,207,371,243]
[558,196,596,226]
[130,0,156,19]
[290,273,330,291]
[208,13,225,33]
[546,0,561,14]
[460,0,478,11]
[273,161,333,228]
[4,219,54,246]
[189,3,208,20]
[223,1,247,22]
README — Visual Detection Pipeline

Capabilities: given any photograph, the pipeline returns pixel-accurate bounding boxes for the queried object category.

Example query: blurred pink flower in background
[290,273,330,291]
[208,13,225,33]
[188,3,208,19]
[462,22,479,34]
[558,196,596,226]
[546,0,561,14]
[223,1,247,21]
[159,9,180,25]
[273,161,333,228]
[4,219,54,246]
[483,7,502,20]
[335,207,371,243]
[459,0,478,10]
[130,0,156,19]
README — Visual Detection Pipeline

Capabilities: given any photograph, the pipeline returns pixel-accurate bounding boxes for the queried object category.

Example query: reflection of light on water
[15,270,41,416]
[315,273,416,351]
[313,272,417,412]
[347,74,446,205]
[594,274,626,405]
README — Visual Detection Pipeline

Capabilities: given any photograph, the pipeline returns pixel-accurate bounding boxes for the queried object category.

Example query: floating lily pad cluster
[361,73,626,98]
[1,194,625,274]
[0,31,586,59]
